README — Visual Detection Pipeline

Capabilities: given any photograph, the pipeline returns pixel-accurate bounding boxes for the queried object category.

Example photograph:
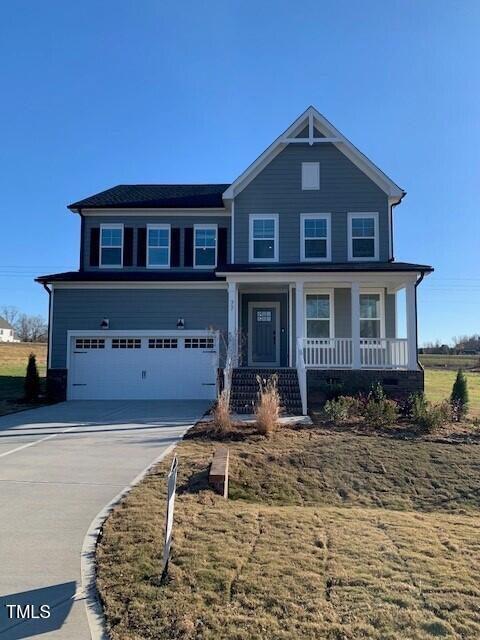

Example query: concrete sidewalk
[0,400,209,639]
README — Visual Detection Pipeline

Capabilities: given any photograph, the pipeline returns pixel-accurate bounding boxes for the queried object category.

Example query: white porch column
[405,281,418,370]
[295,280,305,352]
[227,281,238,363]
[351,282,361,369]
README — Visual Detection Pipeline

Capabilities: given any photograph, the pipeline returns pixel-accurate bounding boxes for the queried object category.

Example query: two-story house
[37,106,433,414]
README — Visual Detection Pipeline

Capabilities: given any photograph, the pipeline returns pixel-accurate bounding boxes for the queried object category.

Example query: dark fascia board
[215,262,434,275]
[36,270,224,284]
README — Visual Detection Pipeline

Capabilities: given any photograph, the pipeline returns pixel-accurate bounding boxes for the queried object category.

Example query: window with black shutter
[184,227,193,267]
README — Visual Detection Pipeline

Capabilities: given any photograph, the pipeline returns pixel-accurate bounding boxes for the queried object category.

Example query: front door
[248,302,280,366]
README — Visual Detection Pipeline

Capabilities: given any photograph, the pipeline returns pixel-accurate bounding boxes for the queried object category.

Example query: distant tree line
[421,334,480,355]
[1,305,47,343]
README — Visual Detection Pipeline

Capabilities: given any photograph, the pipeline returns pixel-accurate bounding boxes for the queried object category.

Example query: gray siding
[83,215,231,271]
[234,142,389,263]
[51,288,228,368]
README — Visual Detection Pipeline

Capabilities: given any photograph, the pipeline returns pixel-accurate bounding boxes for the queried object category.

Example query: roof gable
[223,106,404,200]
[0,317,13,330]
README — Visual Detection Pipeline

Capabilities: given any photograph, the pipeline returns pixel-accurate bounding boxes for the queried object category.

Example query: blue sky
[0,0,479,344]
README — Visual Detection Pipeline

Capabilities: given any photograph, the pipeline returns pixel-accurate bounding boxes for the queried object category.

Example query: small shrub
[410,392,451,433]
[255,375,280,436]
[363,397,399,428]
[213,389,232,433]
[323,395,363,423]
[450,369,469,421]
[24,353,40,402]
[318,381,344,400]
[369,382,386,402]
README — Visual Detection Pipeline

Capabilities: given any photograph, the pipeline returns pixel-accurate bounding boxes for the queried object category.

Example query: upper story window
[348,212,379,261]
[249,214,279,262]
[301,162,320,190]
[100,224,123,267]
[301,213,331,261]
[147,224,170,268]
[305,292,332,338]
[360,292,384,338]
[194,224,217,268]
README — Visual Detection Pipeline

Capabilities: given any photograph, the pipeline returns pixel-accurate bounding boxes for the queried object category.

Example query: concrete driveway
[0,400,209,639]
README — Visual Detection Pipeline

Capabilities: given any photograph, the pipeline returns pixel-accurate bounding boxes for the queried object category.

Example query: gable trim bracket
[223,106,405,202]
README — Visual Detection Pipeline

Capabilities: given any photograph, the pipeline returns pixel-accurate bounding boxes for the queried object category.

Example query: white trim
[194,223,218,269]
[99,223,124,268]
[304,289,334,339]
[231,200,235,263]
[359,288,385,339]
[300,213,331,262]
[347,212,379,262]
[52,282,227,290]
[288,283,293,367]
[248,213,279,263]
[301,162,320,190]
[79,208,228,216]
[247,301,281,367]
[146,224,171,269]
[223,106,404,199]
[219,272,419,289]
[47,285,53,368]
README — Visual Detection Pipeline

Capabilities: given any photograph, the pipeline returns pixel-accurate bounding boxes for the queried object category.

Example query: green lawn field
[425,368,480,417]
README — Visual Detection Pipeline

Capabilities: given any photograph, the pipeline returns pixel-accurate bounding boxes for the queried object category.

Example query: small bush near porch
[97,419,480,640]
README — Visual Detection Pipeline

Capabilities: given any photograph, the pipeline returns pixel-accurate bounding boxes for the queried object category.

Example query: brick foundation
[46,369,68,402]
[307,368,424,407]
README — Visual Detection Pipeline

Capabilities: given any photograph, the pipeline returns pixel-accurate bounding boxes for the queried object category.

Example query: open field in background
[420,353,479,370]
[98,427,480,640]
[425,369,480,417]
[0,342,47,415]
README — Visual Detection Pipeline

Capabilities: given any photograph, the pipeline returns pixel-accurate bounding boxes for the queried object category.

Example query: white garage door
[68,333,218,400]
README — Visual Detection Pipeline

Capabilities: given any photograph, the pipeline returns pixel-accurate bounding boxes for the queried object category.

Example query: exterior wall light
[177,318,185,329]
[100,318,110,329]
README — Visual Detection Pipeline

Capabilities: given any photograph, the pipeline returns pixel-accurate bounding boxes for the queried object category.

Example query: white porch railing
[302,338,409,370]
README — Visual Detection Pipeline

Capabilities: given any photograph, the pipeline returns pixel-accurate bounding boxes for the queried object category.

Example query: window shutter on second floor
[90,228,100,267]
[184,227,193,267]
[171,228,181,267]
[124,228,134,266]
[137,228,147,267]
[218,227,228,266]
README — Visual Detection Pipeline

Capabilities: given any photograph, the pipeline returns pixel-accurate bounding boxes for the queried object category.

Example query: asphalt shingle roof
[0,316,13,330]
[68,184,230,210]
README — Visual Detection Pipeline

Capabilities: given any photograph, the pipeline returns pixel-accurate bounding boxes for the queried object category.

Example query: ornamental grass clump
[255,374,280,436]
[213,389,232,433]
[450,369,469,421]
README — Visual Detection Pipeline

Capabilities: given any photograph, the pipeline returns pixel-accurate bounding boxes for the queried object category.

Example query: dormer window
[147,224,170,268]
[301,162,320,190]
[100,224,123,267]
[348,213,379,261]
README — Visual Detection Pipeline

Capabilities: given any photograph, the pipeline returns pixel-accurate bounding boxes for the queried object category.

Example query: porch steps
[229,368,303,415]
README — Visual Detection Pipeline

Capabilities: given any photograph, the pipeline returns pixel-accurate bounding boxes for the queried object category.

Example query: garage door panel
[69,334,217,401]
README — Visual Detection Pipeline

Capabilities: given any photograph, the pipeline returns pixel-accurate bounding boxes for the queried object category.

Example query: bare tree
[0,305,20,327]
[14,314,48,343]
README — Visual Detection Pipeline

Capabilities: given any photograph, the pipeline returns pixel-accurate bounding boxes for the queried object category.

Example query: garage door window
[112,338,142,349]
[185,337,214,349]
[148,338,178,349]
[75,338,105,349]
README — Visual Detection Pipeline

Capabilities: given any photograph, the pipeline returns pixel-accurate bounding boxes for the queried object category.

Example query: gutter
[42,283,52,371]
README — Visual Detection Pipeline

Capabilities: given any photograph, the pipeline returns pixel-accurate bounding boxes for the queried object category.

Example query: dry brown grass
[97,426,480,640]
[255,374,280,435]
[212,389,232,433]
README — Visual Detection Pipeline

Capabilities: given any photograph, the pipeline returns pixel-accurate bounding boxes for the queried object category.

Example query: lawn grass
[97,426,480,640]
[420,354,479,370]
[425,369,480,417]
[0,342,47,415]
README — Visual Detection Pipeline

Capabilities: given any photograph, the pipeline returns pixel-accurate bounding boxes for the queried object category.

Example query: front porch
[224,271,423,414]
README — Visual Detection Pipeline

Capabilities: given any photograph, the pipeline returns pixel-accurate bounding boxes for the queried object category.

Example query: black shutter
[124,228,134,266]
[171,228,180,267]
[137,227,147,267]
[184,227,193,267]
[217,227,228,267]
[90,228,100,267]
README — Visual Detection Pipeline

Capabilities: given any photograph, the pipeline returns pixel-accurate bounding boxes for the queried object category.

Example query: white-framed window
[147,224,170,268]
[194,224,217,268]
[348,212,379,261]
[249,214,279,262]
[100,224,123,267]
[360,291,385,339]
[301,162,320,190]
[300,213,331,261]
[305,291,333,338]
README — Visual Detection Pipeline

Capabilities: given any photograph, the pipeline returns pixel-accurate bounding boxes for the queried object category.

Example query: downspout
[78,208,85,271]
[42,283,52,371]
[414,271,425,370]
